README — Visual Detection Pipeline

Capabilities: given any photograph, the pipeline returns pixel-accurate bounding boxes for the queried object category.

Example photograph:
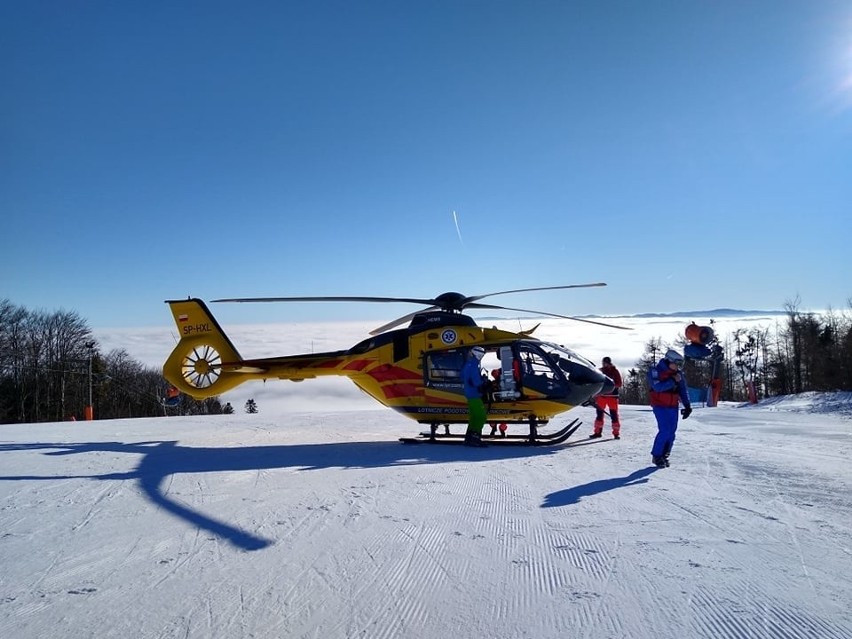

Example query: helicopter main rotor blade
[212,295,436,305]
[368,306,441,336]
[213,283,606,309]
[467,302,631,330]
[212,283,619,331]
[466,282,607,304]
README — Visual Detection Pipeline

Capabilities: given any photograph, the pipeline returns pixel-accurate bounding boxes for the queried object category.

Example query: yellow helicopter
[162,284,626,445]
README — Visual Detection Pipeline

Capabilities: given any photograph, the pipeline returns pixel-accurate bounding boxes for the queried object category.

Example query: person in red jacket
[589,357,623,439]
[647,349,692,468]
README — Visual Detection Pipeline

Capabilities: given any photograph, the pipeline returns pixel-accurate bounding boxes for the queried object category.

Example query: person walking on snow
[647,349,692,468]
[589,356,623,439]
[462,346,488,447]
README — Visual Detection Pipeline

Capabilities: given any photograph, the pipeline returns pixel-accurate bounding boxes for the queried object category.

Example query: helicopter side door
[490,345,522,400]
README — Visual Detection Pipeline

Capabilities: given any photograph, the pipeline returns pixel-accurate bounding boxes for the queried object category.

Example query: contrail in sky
[452,210,464,245]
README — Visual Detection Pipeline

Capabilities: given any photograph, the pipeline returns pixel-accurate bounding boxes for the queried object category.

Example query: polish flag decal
[178,314,189,322]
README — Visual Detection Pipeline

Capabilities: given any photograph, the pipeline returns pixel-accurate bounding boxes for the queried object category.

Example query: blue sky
[2,1,851,328]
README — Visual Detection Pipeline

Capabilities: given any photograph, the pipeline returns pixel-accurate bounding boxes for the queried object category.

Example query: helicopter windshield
[534,342,608,390]
[539,343,592,371]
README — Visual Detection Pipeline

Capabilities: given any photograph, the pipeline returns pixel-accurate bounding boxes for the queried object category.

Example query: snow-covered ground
[1,394,850,638]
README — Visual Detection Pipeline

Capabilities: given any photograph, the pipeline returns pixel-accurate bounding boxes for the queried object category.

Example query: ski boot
[464,432,487,447]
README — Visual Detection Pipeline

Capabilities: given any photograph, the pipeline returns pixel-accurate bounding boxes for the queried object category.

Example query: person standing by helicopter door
[462,346,488,447]
[589,357,622,439]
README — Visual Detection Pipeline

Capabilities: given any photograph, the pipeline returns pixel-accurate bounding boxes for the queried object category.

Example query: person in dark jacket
[462,346,488,446]
[590,357,623,439]
[647,349,692,467]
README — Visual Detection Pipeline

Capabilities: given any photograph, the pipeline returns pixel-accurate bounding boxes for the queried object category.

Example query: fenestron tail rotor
[212,282,630,333]
[181,344,222,389]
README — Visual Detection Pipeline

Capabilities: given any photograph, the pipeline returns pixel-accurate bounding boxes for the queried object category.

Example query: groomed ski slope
[1,395,850,639]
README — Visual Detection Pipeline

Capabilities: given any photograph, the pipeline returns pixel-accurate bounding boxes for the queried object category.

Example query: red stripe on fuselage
[343,359,371,371]
[381,383,424,400]
[313,359,345,369]
[368,364,421,382]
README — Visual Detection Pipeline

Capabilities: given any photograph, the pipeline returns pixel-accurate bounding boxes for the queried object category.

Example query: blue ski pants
[651,406,679,458]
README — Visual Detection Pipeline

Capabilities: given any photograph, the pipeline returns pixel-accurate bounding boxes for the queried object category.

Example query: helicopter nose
[561,360,608,405]
[599,376,616,395]
[568,361,608,386]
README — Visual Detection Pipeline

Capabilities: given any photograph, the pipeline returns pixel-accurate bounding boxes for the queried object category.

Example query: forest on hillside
[617,299,852,405]
[1,297,851,424]
[0,299,227,423]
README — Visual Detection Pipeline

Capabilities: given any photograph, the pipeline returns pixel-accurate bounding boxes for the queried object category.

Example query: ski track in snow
[1,401,851,639]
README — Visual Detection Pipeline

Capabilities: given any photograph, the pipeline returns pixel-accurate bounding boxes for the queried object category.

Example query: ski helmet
[665,349,684,366]
[471,346,486,360]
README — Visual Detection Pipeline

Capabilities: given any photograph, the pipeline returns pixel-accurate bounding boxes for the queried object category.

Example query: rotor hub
[433,292,468,311]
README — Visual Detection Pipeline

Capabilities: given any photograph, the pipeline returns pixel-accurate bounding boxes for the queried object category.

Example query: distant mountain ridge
[620,308,786,319]
[478,308,787,321]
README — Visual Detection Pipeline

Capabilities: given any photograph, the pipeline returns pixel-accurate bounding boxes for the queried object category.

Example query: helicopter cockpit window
[426,351,465,382]
[518,348,559,378]
[515,345,567,395]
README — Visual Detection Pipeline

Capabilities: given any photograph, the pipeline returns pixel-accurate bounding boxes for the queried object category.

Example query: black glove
[681,406,692,419]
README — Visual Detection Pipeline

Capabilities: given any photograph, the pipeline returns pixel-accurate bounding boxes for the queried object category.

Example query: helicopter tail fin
[163,298,249,398]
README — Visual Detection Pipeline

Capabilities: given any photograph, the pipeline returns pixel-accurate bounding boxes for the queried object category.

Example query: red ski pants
[594,396,620,436]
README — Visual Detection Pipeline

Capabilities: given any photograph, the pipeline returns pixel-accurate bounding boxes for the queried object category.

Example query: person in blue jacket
[462,346,488,447]
[647,349,692,467]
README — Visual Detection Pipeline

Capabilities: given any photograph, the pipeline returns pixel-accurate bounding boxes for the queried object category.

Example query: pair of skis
[399,418,581,446]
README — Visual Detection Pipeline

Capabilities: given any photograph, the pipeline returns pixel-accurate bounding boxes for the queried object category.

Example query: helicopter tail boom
[163,298,357,399]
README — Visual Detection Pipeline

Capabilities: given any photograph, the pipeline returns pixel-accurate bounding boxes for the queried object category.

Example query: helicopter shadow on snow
[0,438,564,552]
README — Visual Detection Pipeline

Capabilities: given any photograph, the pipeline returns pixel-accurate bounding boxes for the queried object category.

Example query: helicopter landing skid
[401,418,581,446]
[418,418,579,441]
